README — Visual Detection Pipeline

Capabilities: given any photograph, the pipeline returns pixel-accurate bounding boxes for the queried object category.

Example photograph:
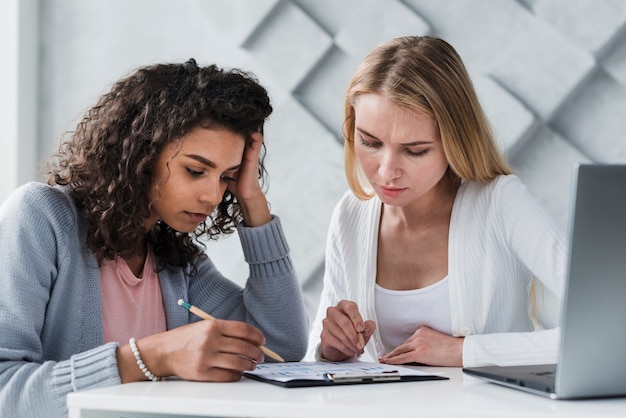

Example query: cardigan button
[460,327,472,336]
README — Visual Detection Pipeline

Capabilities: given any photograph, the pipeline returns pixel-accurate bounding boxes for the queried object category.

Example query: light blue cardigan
[0,182,309,418]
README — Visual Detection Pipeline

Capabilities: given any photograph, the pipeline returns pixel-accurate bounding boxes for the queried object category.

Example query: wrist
[117,344,144,383]
[129,337,161,381]
[117,336,167,383]
[239,195,271,227]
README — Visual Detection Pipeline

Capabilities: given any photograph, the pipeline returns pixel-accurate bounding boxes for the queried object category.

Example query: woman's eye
[220,175,236,182]
[186,168,204,176]
[407,149,429,157]
[359,138,380,148]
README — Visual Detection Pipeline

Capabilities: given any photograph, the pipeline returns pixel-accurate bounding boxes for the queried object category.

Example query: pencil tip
[177,299,184,306]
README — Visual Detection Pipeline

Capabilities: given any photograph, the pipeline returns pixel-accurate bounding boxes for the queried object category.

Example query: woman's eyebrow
[356,127,379,140]
[402,140,433,146]
[356,128,433,146]
[185,154,241,171]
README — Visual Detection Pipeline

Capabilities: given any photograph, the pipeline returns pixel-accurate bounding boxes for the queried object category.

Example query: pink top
[99,245,167,344]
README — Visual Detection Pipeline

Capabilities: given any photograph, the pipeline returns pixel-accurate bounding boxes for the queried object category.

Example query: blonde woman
[306,36,567,367]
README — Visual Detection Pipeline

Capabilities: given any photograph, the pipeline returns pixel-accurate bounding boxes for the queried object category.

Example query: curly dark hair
[46,59,273,272]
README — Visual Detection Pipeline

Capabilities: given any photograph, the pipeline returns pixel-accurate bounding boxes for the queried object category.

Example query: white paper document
[244,361,446,387]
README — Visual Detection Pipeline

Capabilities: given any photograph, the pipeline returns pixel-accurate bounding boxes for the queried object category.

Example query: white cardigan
[305,175,568,367]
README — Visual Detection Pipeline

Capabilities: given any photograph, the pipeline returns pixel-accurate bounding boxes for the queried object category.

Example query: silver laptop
[463,164,626,399]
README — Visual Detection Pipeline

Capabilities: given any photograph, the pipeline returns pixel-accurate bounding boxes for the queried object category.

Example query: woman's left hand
[228,132,271,227]
[378,326,464,367]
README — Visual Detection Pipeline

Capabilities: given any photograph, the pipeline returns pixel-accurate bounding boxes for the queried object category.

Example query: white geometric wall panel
[38,0,626,321]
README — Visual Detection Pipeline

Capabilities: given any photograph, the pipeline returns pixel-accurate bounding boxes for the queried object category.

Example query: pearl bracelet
[129,337,160,382]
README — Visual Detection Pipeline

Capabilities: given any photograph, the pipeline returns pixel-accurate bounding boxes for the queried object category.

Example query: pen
[358,332,365,352]
[177,299,285,363]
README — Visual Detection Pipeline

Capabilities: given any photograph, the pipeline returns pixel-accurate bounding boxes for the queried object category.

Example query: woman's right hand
[319,300,376,361]
[117,319,266,383]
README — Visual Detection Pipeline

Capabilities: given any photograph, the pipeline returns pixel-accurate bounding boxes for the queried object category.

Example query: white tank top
[375,277,452,354]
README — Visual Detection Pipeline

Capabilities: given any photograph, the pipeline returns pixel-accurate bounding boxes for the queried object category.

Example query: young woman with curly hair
[0,59,308,417]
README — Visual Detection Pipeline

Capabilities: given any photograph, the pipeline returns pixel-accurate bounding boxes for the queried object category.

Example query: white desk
[67,367,626,418]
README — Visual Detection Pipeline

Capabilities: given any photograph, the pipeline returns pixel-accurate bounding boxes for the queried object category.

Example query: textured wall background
[38,0,626,322]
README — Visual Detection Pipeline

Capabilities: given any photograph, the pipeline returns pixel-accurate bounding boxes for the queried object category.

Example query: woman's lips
[378,186,406,198]
[185,212,209,223]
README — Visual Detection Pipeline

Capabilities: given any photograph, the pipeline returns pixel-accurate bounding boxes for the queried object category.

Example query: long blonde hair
[343,36,511,199]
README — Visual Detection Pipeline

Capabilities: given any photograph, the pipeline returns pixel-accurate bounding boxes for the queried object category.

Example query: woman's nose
[378,151,401,181]
[198,177,226,206]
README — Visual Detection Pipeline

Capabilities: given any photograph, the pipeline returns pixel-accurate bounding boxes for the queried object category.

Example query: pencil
[177,299,285,362]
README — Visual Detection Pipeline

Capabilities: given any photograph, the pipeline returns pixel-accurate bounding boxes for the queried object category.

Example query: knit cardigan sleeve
[457,176,568,367]
[304,191,381,362]
[304,197,345,361]
[188,215,309,362]
[0,183,121,418]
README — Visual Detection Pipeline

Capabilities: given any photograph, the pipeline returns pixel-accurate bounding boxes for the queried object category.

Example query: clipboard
[243,361,448,388]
